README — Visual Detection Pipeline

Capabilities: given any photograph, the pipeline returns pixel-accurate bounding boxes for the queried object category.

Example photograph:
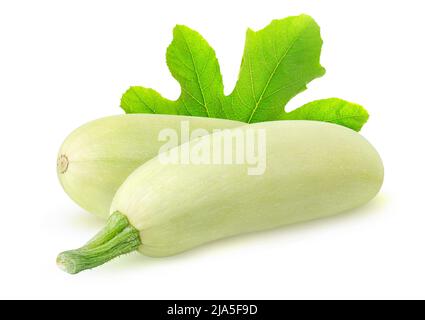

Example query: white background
[0,0,424,300]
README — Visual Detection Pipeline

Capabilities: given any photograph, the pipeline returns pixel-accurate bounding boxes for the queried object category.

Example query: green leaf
[166,25,225,118]
[281,98,369,131]
[121,87,178,114]
[121,25,225,118]
[227,14,325,123]
[120,15,369,131]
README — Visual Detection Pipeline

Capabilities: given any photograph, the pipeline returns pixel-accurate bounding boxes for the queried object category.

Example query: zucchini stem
[57,212,141,274]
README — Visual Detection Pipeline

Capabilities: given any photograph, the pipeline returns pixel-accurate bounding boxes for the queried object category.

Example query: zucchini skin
[111,120,384,257]
[57,114,243,218]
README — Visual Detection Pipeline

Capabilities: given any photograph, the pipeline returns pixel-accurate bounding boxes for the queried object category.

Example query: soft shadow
[62,209,105,231]
[95,194,389,273]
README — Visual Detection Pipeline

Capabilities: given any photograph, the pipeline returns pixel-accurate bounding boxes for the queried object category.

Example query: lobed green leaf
[227,15,325,123]
[120,15,368,131]
[281,98,369,131]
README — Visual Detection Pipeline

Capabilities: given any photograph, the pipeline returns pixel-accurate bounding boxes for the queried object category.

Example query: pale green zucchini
[57,120,384,274]
[57,114,243,218]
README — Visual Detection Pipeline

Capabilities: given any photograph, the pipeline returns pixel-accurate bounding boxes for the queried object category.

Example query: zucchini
[57,120,384,274]
[57,114,243,218]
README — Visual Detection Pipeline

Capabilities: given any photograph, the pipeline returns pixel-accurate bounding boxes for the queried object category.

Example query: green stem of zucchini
[83,212,131,249]
[56,212,141,274]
